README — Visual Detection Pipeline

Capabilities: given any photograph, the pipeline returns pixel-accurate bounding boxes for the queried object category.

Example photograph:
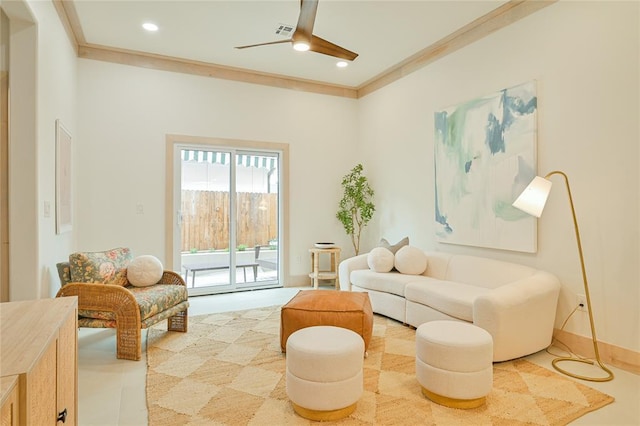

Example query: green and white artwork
[434,81,537,252]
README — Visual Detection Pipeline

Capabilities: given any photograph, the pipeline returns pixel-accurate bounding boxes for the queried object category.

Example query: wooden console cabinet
[0,297,78,425]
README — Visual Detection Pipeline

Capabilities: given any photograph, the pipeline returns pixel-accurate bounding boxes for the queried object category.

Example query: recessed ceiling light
[142,22,158,32]
[336,61,348,68]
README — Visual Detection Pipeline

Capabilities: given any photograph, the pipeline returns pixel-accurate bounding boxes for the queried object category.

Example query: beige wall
[357,1,639,353]
[75,60,359,286]
[34,0,77,298]
[8,0,639,356]
[3,0,76,301]
[2,0,38,302]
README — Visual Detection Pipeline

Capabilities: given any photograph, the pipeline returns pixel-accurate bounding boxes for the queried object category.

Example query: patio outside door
[175,145,280,296]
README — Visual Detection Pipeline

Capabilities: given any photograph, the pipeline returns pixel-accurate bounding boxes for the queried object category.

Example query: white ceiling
[71,1,507,88]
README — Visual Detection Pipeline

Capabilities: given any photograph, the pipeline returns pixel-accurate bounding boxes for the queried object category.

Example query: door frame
[0,44,7,302]
[165,134,289,288]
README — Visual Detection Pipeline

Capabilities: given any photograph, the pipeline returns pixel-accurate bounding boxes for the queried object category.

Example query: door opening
[167,136,287,296]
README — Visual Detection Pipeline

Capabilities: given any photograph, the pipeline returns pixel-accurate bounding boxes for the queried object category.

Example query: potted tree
[336,164,375,255]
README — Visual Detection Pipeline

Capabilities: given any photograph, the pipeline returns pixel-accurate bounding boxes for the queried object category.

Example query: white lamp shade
[512,176,553,217]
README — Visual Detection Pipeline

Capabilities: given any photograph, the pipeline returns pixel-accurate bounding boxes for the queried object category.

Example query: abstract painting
[434,81,537,252]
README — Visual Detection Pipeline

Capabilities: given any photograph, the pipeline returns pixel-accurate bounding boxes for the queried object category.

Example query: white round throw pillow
[394,246,428,275]
[127,255,163,287]
[367,247,395,273]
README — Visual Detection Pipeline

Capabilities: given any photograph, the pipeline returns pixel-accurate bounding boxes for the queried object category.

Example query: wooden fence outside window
[181,190,278,252]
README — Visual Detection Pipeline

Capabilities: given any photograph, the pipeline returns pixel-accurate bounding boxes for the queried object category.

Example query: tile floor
[77,286,640,425]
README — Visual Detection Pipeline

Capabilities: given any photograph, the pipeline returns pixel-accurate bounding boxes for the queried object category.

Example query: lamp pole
[544,171,614,382]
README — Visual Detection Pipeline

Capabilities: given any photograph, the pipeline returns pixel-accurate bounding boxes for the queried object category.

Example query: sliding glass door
[175,145,280,296]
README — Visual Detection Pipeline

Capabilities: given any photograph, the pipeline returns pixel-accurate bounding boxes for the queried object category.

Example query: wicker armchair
[56,248,189,361]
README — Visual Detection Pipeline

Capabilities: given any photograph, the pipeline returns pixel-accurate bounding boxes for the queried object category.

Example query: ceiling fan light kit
[235,0,358,62]
[293,42,310,52]
[292,33,311,52]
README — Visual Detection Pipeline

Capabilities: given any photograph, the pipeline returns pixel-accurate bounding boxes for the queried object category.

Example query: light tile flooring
[78,286,640,425]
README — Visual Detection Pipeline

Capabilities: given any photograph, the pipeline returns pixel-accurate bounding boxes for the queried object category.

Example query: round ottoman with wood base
[416,321,493,409]
[286,326,364,421]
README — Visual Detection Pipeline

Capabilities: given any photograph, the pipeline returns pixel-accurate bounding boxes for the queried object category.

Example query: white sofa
[339,251,561,361]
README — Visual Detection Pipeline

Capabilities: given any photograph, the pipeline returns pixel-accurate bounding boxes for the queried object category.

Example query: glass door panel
[180,148,233,294]
[177,146,281,295]
[235,152,279,287]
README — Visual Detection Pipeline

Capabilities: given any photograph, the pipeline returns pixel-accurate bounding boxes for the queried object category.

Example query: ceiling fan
[235,0,358,61]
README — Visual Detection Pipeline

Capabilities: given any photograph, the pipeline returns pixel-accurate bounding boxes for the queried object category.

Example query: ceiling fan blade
[235,0,357,61]
[309,35,358,61]
[235,39,291,50]
[296,0,319,41]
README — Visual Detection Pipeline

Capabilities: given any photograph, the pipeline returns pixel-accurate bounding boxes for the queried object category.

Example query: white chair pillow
[367,247,395,273]
[394,246,428,275]
[127,255,163,287]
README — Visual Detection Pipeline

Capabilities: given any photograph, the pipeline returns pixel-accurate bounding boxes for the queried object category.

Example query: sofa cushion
[423,252,453,280]
[351,269,428,297]
[394,246,428,275]
[367,247,395,272]
[445,255,536,289]
[69,247,132,286]
[378,236,409,254]
[405,279,490,322]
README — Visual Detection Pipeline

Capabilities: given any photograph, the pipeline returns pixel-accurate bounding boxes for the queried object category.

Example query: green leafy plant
[336,164,375,255]
[236,244,247,251]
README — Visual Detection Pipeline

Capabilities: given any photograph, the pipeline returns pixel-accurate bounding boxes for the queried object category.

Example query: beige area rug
[146,306,614,425]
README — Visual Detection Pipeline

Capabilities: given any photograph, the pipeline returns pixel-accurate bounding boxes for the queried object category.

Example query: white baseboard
[284,274,312,288]
[553,328,640,375]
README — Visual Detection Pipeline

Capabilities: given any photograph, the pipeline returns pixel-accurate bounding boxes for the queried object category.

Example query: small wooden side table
[308,247,341,289]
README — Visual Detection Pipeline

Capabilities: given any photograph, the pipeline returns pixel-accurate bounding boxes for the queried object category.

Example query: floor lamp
[512,170,614,382]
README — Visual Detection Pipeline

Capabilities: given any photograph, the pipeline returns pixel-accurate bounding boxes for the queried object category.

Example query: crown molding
[357,0,557,98]
[53,0,556,99]
[77,43,359,99]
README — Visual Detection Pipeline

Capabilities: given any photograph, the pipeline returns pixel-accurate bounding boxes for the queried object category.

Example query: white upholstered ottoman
[286,326,364,421]
[416,321,493,409]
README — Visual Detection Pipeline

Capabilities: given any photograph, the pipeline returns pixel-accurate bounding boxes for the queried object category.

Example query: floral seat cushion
[78,284,188,322]
[128,284,188,320]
